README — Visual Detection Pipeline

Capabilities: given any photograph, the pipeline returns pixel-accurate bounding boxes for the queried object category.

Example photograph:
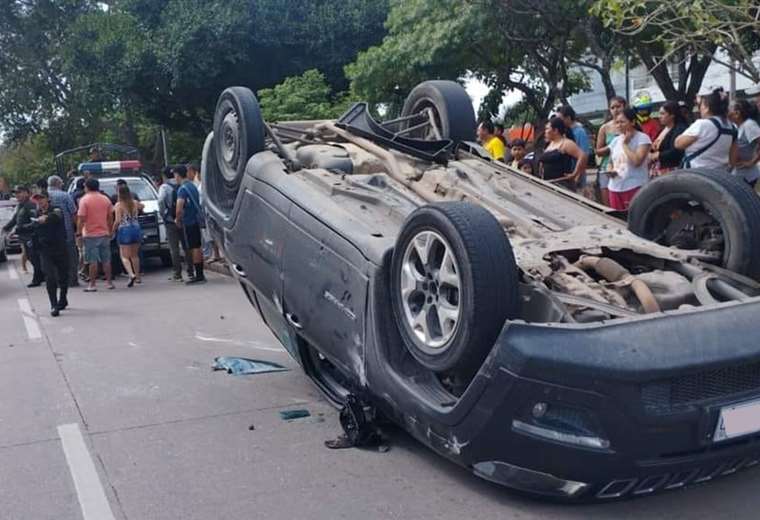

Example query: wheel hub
[400,230,462,353]
[220,111,240,179]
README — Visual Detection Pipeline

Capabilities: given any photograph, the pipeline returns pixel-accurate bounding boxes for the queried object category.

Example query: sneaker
[185,277,207,285]
[169,274,184,282]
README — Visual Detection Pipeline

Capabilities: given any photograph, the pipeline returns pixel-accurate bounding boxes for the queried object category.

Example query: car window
[99,178,157,201]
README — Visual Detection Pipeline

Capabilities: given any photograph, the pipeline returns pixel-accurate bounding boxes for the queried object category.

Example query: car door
[226,181,295,354]
[282,203,368,379]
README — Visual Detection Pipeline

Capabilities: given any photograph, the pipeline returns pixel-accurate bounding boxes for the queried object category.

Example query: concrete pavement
[1,254,760,519]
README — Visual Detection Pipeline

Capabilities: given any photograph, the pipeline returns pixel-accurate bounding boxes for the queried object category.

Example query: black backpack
[164,183,179,222]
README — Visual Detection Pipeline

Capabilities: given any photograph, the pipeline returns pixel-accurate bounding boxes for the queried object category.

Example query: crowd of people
[1,162,215,317]
[479,88,760,211]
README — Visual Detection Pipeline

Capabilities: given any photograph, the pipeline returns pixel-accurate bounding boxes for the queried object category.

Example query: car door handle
[285,313,303,330]
[232,264,247,278]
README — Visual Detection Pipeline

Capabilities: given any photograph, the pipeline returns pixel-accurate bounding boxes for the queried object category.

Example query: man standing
[559,105,591,191]
[159,167,192,281]
[29,192,70,316]
[174,166,206,284]
[77,178,114,291]
[2,185,44,287]
[47,175,79,287]
[187,162,201,187]
[477,121,506,161]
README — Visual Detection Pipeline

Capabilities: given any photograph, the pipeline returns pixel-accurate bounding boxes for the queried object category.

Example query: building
[568,53,760,121]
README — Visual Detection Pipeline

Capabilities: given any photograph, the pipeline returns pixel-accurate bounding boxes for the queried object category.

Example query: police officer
[30,192,70,316]
[2,185,44,287]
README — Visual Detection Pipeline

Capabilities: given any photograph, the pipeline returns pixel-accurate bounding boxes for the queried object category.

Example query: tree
[347,0,594,125]
[592,0,760,106]
[596,0,760,83]
[258,70,355,121]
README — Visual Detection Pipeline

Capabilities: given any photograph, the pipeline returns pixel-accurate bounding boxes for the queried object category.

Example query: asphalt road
[2,254,760,520]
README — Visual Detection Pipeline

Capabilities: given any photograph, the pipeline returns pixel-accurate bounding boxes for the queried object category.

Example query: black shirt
[33,206,67,255]
[657,123,688,169]
[3,201,37,240]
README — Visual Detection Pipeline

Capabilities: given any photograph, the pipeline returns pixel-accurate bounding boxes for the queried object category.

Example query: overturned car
[202,80,760,501]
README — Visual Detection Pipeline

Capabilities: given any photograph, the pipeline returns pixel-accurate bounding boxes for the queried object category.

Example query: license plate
[714,398,760,442]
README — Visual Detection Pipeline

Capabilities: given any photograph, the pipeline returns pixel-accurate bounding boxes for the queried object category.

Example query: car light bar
[78,160,142,174]
[512,420,611,450]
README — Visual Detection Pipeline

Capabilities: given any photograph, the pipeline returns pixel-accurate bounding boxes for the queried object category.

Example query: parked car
[66,161,170,265]
[202,80,760,501]
[0,200,22,263]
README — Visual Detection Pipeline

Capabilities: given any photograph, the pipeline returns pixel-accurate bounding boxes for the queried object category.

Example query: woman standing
[649,101,688,176]
[112,184,143,287]
[595,96,627,206]
[607,108,652,211]
[675,88,738,172]
[539,117,587,191]
[728,99,760,188]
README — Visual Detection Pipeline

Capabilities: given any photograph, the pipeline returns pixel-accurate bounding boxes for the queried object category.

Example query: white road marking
[17,298,42,340]
[195,332,285,352]
[7,261,18,280]
[57,423,116,520]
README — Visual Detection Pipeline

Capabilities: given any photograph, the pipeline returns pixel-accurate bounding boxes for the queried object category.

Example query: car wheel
[212,87,266,209]
[390,202,520,378]
[400,81,476,144]
[628,168,760,279]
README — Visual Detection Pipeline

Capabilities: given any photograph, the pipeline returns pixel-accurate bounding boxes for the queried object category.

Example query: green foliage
[594,0,760,82]
[0,136,56,186]
[258,70,355,121]
[0,0,390,181]
[347,0,607,126]
[346,0,486,107]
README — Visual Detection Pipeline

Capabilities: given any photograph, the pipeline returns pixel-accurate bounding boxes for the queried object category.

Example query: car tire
[628,168,760,279]
[400,81,476,144]
[390,202,520,378]
[212,87,266,209]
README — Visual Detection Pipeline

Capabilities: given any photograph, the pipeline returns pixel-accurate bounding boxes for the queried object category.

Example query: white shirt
[609,131,651,193]
[683,117,735,171]
[733,118,760,183]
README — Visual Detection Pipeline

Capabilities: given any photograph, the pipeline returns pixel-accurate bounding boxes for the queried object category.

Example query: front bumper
[368,276,760,500]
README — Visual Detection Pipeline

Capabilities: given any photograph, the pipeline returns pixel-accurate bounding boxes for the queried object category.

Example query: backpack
[164,183,179,222]
[682,117,737,168]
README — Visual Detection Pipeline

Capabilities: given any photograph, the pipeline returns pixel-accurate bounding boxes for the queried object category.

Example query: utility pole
[161,128,168,168]
[625,54,630,104]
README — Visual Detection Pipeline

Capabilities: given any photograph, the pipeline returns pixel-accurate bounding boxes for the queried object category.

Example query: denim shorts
[117,223,142,245]
[83,236,111,264]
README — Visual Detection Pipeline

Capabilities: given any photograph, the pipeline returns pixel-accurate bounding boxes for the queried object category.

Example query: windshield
[98,178,157,202]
